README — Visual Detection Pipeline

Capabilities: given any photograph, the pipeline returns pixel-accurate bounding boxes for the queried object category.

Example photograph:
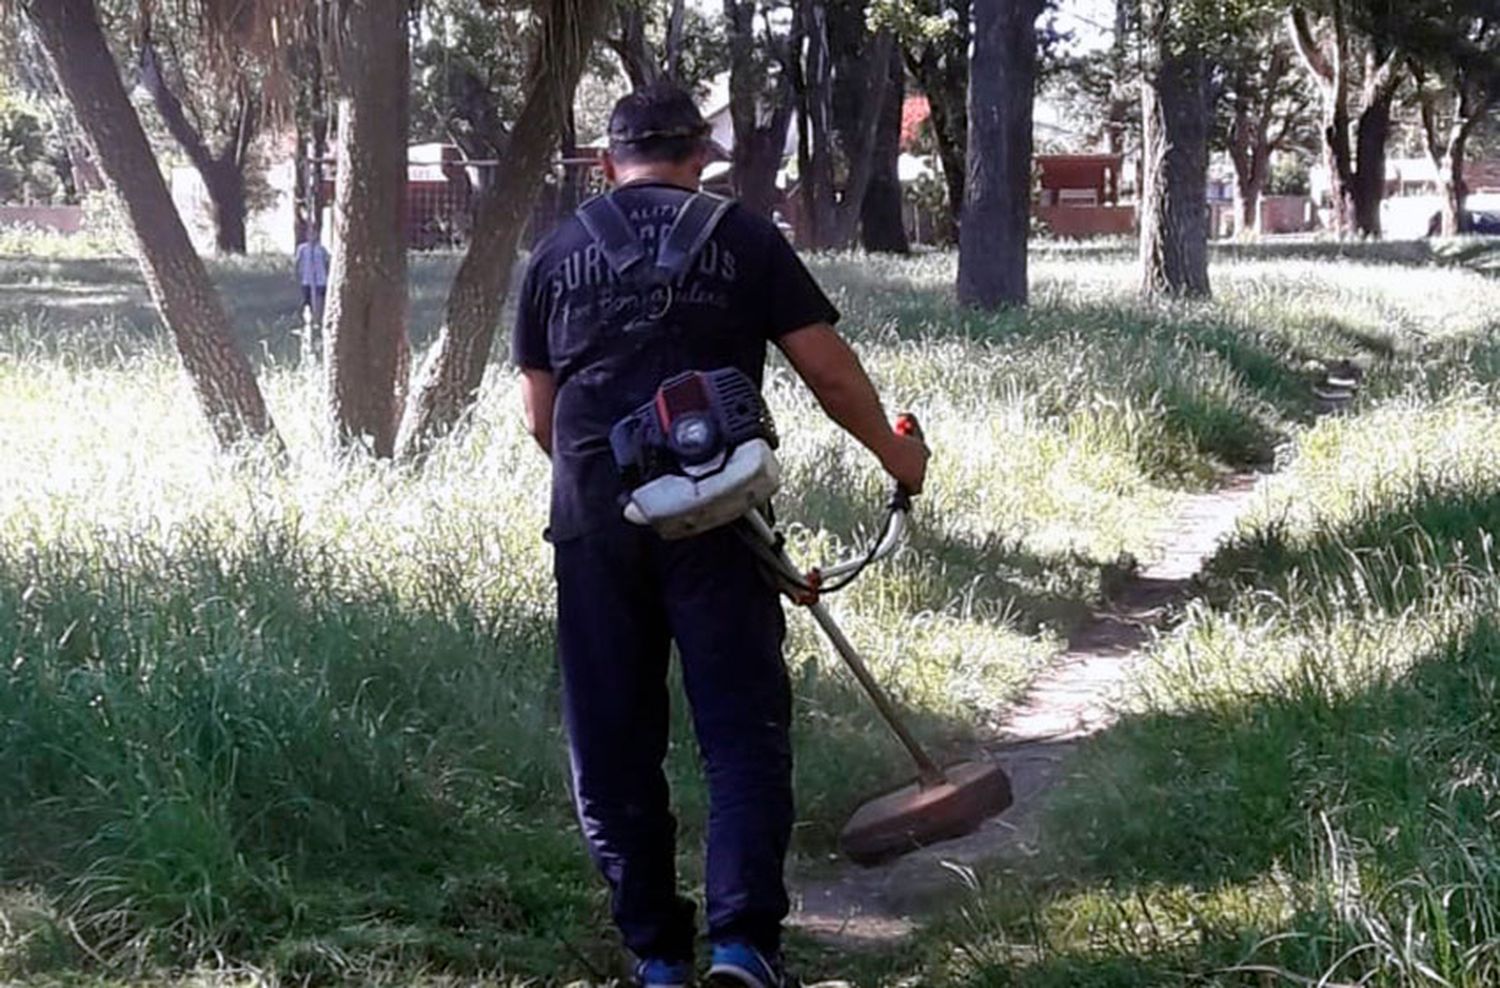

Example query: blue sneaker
[706,941,784,988]
[636,957,693,988]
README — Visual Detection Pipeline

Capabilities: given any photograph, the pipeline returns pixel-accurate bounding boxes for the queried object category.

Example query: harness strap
[575,190,736,283]
[657,193,736,281]
[576,195,650,277]
[557,190,738,392]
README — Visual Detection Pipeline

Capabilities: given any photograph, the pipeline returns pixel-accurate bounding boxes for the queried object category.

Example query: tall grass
[922,387,1500,986]
[6,242,1500,982]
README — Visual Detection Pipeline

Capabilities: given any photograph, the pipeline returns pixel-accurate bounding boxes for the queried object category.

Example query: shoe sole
[706,963,774,988]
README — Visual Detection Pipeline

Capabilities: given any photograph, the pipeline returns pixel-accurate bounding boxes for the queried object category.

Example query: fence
[301,154,605,252]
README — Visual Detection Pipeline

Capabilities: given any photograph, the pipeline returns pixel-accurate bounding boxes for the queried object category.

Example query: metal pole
[744,512,947,787]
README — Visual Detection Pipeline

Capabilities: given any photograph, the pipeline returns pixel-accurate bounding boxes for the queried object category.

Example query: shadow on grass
[3,250,1441,478]
[823,267,1339,449]
[1052,609,1500,891]
[0,527,610,979]
[0,254,467,367]
[888,609,1500,987]
[1213,235,1500,277]
[784,478,1500,986]
[786,461,1133,638]
[1204,480,1500,617]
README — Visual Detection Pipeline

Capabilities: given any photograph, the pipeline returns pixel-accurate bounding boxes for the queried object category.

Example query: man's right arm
[512,248,555,456]
[776,323,929,494]
[520,369,555,455]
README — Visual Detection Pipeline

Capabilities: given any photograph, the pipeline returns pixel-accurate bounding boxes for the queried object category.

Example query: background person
[293,226,330,329]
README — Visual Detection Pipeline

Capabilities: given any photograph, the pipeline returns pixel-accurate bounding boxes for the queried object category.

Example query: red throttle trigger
[890,413,924,512]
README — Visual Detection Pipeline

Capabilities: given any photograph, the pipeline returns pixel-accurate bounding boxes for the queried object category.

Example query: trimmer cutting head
[838,760,1014,865]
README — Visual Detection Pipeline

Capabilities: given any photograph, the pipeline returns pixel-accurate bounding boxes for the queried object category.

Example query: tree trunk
[294,27,332,239]
[1415,71,1491,240]
[932,89,967,235]
[828,18,896,247]
[903,11,969,238]
[1321,118,1355,234]
[799,0,839,246]
[324,0,412,458]
[810,3,898,248]
[23,0,275,449]
[862,45,909,254]
[1227,82,1274,239]
[1231,139,1271,237]
[957,0,1042,309]
[138,39,255,256]
[1350,96,1392,238]
[726,0,796,219]
[1288,6,1399,239]
[612,2,660,89]
[398,0,609,459]
[1440,157,1464,237]
[1140,24,1211,299]
[664,0,687,79]
[204,161,249,254]
[795,1,893,249]
[1235,172,1265,236]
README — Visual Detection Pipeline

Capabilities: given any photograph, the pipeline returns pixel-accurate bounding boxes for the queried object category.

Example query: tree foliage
[413,0,530,158]
[0,89,69,203]
[1214,10,1318,234]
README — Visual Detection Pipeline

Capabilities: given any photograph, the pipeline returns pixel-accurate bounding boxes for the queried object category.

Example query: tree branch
[1368,47,1404,106]
[138,37,218,176]
[1288,8,1333,86]
[665,0,686,80]
[1412,61,1444,166]
[230,83,258,170]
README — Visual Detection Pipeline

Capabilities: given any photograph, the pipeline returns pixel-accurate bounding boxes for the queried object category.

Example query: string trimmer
[610,369,1014,865]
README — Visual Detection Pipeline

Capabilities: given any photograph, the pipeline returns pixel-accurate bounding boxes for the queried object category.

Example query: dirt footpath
[789,474,1263,947]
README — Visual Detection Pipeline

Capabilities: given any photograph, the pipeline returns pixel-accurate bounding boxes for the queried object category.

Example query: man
[293,226,330,328]
[512,83,928,988]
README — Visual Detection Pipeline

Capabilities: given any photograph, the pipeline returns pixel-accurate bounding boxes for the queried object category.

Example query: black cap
[608,82,728,159]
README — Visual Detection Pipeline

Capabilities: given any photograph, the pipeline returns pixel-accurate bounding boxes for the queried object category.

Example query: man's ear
[602,152,619,186]
[689,148,711,185]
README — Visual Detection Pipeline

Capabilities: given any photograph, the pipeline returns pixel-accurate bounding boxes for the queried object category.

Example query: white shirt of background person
[294,233,330,327]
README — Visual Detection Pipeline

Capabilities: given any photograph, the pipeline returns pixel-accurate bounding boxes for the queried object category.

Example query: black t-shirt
[512,181,840,542]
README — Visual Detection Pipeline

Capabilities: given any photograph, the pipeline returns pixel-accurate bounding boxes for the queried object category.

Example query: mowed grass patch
[904,394,1500,986]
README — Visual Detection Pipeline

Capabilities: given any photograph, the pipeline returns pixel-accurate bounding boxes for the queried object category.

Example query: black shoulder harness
[576,190,737,287]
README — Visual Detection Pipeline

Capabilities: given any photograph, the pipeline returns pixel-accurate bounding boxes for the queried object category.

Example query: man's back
[513,182,836,542]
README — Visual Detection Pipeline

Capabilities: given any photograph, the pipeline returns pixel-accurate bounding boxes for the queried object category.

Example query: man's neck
[613,165,702,191]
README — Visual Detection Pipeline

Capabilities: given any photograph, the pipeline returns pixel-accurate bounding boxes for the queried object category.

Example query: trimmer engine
[609,369,781,539]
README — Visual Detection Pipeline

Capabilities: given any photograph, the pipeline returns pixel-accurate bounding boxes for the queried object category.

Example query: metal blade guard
[610,368,781,540]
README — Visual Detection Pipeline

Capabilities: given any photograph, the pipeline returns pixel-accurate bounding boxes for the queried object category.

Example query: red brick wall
[1260,196,1313,234]
[1035,205,1136,239]
[0,205,84,234]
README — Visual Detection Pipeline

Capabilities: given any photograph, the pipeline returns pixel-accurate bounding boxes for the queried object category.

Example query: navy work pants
[554,517,793,962]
